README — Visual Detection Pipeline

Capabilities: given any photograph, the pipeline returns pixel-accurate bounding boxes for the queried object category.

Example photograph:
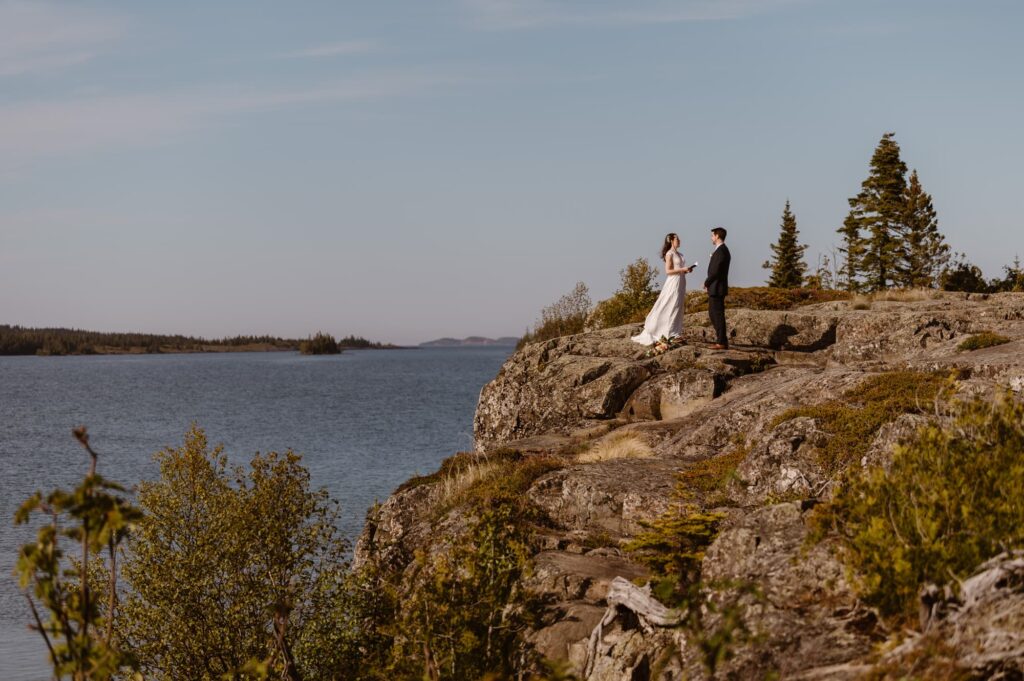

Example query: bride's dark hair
[660,233,678,259]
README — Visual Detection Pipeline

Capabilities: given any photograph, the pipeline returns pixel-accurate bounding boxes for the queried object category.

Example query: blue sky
[1,0,1021,344]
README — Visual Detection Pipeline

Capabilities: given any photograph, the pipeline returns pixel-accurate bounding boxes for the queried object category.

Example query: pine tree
[843,132,908,291]
[991,255,1024,292]
[902,169,949,287]
[762,200,808,288]
[837,213,865,292]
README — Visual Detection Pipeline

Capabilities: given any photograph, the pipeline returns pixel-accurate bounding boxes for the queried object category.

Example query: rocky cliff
[357,292,1024,680]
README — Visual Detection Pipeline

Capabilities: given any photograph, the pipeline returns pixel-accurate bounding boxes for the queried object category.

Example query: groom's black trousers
[708,295,728,347]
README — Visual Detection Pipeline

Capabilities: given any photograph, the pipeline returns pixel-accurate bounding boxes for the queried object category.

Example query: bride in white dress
[632,233,696,346]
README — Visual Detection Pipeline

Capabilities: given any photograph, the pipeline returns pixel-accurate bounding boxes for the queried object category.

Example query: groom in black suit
[704,227,731,350]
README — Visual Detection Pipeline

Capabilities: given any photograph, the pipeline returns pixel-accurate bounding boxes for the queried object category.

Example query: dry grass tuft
[438,459,506,506]
[434,451,564,514]
[850,295,872,310]
[578,432,654,463]
[957,331,1011,352]
[869,288,938,302]
[849,289,943,309]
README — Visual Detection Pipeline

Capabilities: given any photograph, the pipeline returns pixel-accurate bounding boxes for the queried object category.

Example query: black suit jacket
[704,244,731,297]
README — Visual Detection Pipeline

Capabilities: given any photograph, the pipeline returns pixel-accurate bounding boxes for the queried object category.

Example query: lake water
[0,347,511,680]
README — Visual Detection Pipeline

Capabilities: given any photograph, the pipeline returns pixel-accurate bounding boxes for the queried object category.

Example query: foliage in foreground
[15,427,575,680]
[368,449,565,679]
[813,393,1024,621]
[118,426,355,680]
[14,428,143,681]
[385,505,542,680]
[772,371,950,475]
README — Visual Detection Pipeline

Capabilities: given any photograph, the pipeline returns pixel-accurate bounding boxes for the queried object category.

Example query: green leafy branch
[14,426,143,681]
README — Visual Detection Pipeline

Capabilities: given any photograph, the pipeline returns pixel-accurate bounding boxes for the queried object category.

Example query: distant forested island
[299,332,405,355]
[419,336,519,347]
[0,325,396,356]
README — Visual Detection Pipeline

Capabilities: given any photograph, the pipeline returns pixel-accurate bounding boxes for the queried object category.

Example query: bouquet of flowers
[647,335,686,356]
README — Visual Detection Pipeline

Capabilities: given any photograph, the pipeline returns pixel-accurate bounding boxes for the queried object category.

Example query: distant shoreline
[0,325,406,357]
[3,343,299,356]
[0,343,423,357]
[419,336,519,348]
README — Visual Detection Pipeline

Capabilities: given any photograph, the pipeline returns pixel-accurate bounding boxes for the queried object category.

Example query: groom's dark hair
[711,227,727,241]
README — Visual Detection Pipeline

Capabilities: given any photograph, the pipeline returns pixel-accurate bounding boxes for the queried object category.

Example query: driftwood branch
[606,577,683,627]
[583,577,683,677]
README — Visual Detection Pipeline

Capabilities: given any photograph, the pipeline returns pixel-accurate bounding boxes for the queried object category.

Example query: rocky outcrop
[885,551,1024,678]
[361,292,1024,680]
[473,327,656,448]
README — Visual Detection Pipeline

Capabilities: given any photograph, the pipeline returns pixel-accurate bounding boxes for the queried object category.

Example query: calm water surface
[0,347,510,680]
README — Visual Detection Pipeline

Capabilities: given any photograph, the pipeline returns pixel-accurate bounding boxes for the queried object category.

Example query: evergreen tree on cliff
[838,213,865,292]
[842,132,908,291]
[901,169,950,287]
[763,200,808,288]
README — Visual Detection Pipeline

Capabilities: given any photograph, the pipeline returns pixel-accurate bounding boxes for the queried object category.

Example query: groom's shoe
[710,343,728,350]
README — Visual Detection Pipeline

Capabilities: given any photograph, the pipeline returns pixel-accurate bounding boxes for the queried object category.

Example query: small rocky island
[356,291,1024,679]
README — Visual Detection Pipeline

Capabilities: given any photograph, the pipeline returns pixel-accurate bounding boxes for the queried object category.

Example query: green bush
[592,258,660,328]
[813,393,1024,621]
[626,507,724,606]
[384,505,543,680]
[772,371,949,475]
[957,331,1011,352]
[118,426,354,680]
[940,259,990,293]
[14,428,143,681]
[368,449,565,679]
[15,428,567,680]
[625,449,747,606]
[517,282,591,349]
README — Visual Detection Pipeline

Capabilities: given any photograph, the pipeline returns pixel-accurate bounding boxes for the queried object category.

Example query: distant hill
[419,336,519,348]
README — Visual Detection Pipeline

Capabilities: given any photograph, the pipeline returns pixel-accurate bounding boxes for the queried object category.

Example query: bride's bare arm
[665,254,689,275]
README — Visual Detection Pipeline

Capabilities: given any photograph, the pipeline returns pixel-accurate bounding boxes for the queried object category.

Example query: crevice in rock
[713,374,730,398]
[630,653,651,681]
[580,361,613,385]
[776,322,838,352]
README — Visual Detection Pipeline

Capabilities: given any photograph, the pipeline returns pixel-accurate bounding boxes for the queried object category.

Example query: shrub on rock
[814,393,1024,621]
[957,331,1011,352]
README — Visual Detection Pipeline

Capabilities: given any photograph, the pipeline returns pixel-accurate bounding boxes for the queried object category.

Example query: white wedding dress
[631,250,687,345]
